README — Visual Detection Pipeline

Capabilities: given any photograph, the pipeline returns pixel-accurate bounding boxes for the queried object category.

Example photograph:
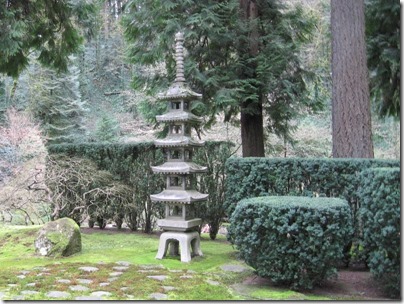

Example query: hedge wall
[224,157,399,263]
[228,196,353,290]
[359,168,400,298]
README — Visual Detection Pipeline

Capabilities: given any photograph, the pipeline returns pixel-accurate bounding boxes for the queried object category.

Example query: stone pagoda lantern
[151,32,208,263]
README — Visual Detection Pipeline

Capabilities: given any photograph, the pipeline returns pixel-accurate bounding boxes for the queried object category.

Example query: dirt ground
[242,267,391,300]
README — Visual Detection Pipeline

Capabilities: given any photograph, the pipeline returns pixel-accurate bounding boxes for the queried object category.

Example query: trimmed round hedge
[228,196,353,290]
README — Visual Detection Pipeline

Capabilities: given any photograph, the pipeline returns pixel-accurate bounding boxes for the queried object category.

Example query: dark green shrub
[228,196,353,290]
[359,168,400,298]
[224,157,399,264]
[194,141,236,240]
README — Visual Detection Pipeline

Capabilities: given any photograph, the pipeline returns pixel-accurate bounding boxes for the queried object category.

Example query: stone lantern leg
[150,32,208,263]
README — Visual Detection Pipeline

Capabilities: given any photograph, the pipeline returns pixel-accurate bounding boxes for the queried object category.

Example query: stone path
[1,261,176,300]
[0,261,233,300]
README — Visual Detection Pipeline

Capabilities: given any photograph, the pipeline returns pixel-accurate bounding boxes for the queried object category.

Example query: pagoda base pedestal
[156,231,203,263]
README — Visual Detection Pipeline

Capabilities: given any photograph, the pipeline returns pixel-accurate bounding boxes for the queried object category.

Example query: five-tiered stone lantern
[151,32,208,262]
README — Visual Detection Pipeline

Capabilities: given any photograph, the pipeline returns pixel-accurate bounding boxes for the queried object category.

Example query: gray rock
[7,284,18,287]
[109,271,123,277]
[35,218,82,257]
[57,279,71,284]
[162,286,176,291]
[91,291,112,297]
[75,296,102,300]
[79,266,99,272]
[12,295,25,300]
[26,283,36,287]
[108,277,118,282]
[120,287,129,291]
[21,290,39,295]
[206,279,220,286]
[220,264,249,272]
[113,266,129,271]
[139,269,158,273]
[77,279,93,284]
[46,291,71,298]
[150,293,168,300]
[180,275,193,279]
[16,275,26,279]
[147,275,168,281]
[19,270,30,275]
[116,261,132,266]
[139,264,164,269]
[69,285,89,291]
[99,282,110,287]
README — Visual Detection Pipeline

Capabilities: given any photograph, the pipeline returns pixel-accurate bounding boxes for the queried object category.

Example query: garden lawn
[0,224,333,300]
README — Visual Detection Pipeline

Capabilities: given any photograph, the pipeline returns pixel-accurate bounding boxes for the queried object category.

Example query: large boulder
[35,218,82,257]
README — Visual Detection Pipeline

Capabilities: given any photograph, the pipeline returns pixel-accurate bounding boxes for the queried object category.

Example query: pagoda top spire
[157,32,202,101]
[174,32,185,83]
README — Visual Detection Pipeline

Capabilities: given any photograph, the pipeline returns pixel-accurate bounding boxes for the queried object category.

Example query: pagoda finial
[174,32,185,83]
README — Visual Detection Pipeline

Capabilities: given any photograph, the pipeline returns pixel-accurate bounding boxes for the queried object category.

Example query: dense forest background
[0,0,400,225]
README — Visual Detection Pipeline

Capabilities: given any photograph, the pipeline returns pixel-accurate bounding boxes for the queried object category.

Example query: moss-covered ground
[0,224,380,300]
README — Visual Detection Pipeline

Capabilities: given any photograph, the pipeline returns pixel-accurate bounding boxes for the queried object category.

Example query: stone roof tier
[151,162,207,174]
[157,83,202,101]
[156,111,203,124]
[154,136,205,147]
[150,189,208,204]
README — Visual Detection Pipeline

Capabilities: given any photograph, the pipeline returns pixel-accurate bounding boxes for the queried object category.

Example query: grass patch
[0,224,379,300]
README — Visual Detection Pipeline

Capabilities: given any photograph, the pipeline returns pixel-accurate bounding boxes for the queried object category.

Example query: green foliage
[28,61,87,144]
[123,0,322,144]
[365,0,400,117]
[193,141,236,239]
[224,157,399,264]
[359,168,400,298]
[228,196,352,290]
[0,0,96,78]
[94,114,120,143]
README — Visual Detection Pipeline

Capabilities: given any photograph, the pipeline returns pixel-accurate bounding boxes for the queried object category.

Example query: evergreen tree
[0,0,96,78]
[95,114,120,142]
[365,0,400,118]
[28,60,87,144]
[123,0,320,156]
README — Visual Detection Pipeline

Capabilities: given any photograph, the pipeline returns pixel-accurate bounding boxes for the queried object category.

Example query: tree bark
[331,0,374,158]
[239,0,265,157]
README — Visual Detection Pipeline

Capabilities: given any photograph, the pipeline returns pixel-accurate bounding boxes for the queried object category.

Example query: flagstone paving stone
[147,275,168,281]
[69,285,90,292]
[150,292,168,300]
[79,266,99,272]
[77,279,93,284]
[46,291,71,298]
[91,291,112,297]
[112,266,129,271]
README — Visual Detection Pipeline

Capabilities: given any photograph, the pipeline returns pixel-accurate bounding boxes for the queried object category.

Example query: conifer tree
[0,0,96,78]
[28,60,87,144]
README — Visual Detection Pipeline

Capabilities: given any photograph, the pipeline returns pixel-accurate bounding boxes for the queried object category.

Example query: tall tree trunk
[239,0,265,157]
[331,0,374,158]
